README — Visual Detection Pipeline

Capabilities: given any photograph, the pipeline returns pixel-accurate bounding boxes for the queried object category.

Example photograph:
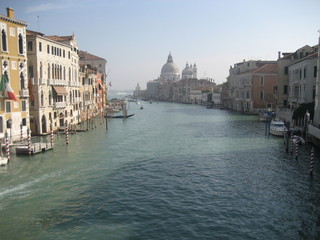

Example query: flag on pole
[0,74,18,101]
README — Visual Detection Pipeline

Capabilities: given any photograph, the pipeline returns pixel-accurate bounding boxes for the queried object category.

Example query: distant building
[223,60,277,113]
[146,53,215,103]
[160,52,180,81]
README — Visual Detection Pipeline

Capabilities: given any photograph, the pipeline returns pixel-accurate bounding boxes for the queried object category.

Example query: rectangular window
[51,46,54,55]
[284,66,288,75]
[39,42,42,52]
[283,100,288,107]
[21,100,26,111]
[47,44,50,54]
[27,41,33,51]
[0,116,3,133]
[284,85,288,94]
[5,101,11,113]
[28,66,34,78]
[63,50,65,58]
[9,27,15,37]
[303,68,306,78]
[314,66,317,78]
[260,76,264,86]
[260,91,264,100]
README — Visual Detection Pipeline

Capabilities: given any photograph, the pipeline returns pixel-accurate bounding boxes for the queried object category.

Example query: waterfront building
[79,50,107,79]
[223,60,277,114]
[276,45,316,122]
[79,51,107,118]
[79,63,104,123]
[133,83,145,99]
[0,8,29,142]
[27,30,80,134]
[146,53,215,103]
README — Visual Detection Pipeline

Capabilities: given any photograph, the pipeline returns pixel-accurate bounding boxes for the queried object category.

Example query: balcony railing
[39,78,46,85]
[48,79,67,86]
[54,102,67,108]
[19,89,29,97]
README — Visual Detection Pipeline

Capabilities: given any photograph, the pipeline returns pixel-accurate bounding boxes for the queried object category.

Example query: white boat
[292,135,305,145]
[0,156,8,166]
[270,120,287,136]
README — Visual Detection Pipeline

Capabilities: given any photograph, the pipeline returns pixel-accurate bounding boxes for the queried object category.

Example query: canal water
[0,102,320,240]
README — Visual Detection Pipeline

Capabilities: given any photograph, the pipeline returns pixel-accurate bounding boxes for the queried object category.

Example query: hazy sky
[1,0,319,90]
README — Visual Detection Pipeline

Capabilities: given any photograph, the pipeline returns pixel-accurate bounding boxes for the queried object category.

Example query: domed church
[160,53,197,81]
[160,52,180,81]
[182,62,197,79]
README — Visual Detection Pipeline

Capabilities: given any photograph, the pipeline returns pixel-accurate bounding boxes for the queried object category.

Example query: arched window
[20,72,25,89]
[41,90,44,106]
[48,63,50,80]
[22,118,27,126]
[49,91,52,105]
[0,116,3,133]
[40,62,43,80]
[69,68,71,81]
[18,34,23,54]
[63,66,66,80]
[52,63,54,79]
[59,65,62,80]
[2,29,7,51]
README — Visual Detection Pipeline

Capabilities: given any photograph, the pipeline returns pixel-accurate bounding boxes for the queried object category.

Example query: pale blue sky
[1,0,319,90]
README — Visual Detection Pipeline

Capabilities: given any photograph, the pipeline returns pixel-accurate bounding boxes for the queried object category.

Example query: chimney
[278,51,281,59]
[7,7,14,19]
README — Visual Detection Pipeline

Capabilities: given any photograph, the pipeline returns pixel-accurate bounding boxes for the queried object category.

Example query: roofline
[0,14,28,26]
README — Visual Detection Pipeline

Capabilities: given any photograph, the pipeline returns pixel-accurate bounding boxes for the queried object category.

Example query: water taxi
[270,120,287,136]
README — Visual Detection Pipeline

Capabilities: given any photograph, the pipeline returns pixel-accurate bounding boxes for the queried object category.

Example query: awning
[52,86,68,95]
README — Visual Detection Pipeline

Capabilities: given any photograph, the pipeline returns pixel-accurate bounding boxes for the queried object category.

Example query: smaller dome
[182,62,193,76]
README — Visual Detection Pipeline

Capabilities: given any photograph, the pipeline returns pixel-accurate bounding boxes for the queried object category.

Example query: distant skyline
[1,0,320,90]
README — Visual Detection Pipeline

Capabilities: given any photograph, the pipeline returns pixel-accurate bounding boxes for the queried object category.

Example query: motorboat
[270,120,287,136]
[292,135,305,145]
[259,110,274,122]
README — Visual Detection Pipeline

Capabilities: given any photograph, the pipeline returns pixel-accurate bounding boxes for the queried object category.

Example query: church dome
[182,63,193,75]
[160,53,180,81]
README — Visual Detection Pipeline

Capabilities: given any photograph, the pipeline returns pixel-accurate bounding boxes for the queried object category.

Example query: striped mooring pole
[290,132,293,154]
[27,128,31,155]
[310,147,315,176]
[50,126,54,147]
[65,125,69,145]
[5,132,10,161]
[295,138,299,160]
[20,124,23,144]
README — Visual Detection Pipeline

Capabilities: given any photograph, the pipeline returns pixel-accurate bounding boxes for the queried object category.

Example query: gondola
[106,113,135,119]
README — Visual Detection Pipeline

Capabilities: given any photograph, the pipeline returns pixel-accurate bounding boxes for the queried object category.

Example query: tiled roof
[45,35,73,42]
[79,50,106,61]
[253,63,278,74]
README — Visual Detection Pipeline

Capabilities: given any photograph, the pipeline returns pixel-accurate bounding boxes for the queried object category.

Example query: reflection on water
[0,102,320,240]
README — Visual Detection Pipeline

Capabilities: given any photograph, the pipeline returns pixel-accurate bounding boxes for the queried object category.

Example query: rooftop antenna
[37,16,39,32]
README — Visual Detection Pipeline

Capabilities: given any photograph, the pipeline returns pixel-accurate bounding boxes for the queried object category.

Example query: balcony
[54,102,67,108]
[19,89,29,97]
[39,78,46,85]
[48,79,67,86]
[85,100,92,106]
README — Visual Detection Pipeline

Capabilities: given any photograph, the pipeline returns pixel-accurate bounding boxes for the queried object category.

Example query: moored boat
[270,120,287,136]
